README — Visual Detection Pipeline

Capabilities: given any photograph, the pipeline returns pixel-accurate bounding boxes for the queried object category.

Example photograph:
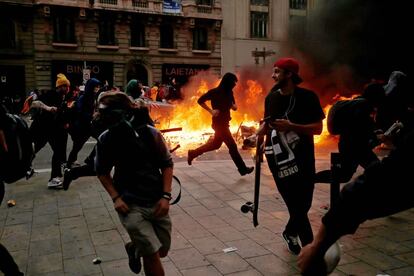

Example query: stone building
[0,0,222,102]
[221,0,313,73]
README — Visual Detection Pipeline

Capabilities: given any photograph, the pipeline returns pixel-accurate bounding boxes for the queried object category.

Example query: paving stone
[29,238,61,256]
[347,247,408,270]
[32,213,58,227]
[246,254,297,275]
[181,265,222,276]
[63,254,102,275]
[5,211,32,225]
[27,252,63,275]
[208,226,246,242]
[225,238,269,258]
[189,236,226,255]
[205,252,250,274]
[169,247,209,270]
[337,261,383,275]
[90,229,123,246]
[94,242,127,262]
[62,239,95,259]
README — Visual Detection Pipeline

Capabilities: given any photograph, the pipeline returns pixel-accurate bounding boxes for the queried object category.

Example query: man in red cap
[258,57,325,255]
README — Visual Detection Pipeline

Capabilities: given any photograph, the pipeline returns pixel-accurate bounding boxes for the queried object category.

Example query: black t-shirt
[264,86,325,176]
[95,121,173,205]
[198,86,235,127]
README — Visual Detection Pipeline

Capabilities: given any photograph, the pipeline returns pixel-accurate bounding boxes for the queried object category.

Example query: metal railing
[132,0,149,8]
[289,0,307,10]
[99,0,117,5]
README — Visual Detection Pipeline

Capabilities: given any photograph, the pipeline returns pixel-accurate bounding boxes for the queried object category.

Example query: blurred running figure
[95,92,173,275]
[187,72,254,176]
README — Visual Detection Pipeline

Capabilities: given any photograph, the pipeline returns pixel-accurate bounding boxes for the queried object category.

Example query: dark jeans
[67,127,91,165]
[266,154,314,246]
[70,147,96,180]
[0,182,24,275]
[191,124,248,171]
[48,129,68,179]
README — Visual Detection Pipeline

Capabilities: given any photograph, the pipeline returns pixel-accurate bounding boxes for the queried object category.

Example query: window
[98,17,116,45]
[53,15,76,43]
[0,18,16,48]
[250,12,268,38]
[250,0,269,6]
[131,20,146,47]
[160,25,174,48]
[193,27,208,50]
[289,0,307,10]
[196,0,213,5]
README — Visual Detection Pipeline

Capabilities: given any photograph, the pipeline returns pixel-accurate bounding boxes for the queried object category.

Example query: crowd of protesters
[0,62,412,275]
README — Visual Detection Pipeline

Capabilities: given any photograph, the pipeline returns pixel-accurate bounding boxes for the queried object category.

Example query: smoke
[287,0,412,99]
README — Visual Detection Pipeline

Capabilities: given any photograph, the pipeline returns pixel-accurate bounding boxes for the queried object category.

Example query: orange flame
[151,73,358,156]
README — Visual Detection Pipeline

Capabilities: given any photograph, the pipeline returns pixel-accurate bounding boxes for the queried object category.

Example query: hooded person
[125,79,144,100]
[187,72,254,176]
[376,71,410,131]
[66,78,101,167]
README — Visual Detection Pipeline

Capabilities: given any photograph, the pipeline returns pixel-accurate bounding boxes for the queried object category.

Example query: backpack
[0,112,34,184]
[327,98,365,135]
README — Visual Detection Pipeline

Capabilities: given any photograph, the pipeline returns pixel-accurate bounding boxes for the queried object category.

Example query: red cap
[274,57,303,83]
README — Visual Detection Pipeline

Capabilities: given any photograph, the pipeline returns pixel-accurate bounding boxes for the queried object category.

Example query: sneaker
[125,242,141,274]
[187,150,196,165]
[47,177,63,189]
[239,166,254,176]
[282,231,301,255]
[26,168,35,180]
[63,168,73,191]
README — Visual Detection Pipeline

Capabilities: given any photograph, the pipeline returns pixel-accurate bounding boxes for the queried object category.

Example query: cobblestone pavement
[1,149,414,276]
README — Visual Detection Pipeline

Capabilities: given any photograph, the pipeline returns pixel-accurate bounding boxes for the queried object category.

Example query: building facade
[221,0,313,73]
[0,0,222,102]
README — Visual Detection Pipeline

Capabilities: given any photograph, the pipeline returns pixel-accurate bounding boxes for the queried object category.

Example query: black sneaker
[125,242,141,274]
[239,166,254,176]
[282,231,301,255]
[62,168,73,191]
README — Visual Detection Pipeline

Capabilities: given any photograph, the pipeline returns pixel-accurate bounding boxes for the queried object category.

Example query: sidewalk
[1,156,414,275]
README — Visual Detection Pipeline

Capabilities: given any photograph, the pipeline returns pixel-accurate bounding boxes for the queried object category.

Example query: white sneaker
[48,177,63,189]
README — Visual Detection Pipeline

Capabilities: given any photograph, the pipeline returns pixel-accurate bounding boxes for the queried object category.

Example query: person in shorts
[95,92,173,275]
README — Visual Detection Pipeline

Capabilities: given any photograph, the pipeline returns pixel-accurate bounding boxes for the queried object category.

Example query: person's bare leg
[143,251,164,276]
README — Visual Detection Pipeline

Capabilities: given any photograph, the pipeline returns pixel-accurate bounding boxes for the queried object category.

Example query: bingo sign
[163,0,181,14]
[52,60,113,88]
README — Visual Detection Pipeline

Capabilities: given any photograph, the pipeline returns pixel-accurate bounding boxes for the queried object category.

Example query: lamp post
[251,47,275,66]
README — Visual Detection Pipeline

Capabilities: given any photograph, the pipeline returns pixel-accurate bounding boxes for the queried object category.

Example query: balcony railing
[99,0,118,4]
[197,5,212,13]
[289,0,307,10]
[132,0,149,8]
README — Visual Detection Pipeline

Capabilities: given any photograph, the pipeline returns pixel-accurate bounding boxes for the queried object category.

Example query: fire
[151,74,357,156]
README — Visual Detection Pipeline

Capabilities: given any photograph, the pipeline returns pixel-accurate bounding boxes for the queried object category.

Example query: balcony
[132,0,148,8]
[197,5,212,14]
[289,0,307,10]
[90,0,162,13]
[182,3,221,20]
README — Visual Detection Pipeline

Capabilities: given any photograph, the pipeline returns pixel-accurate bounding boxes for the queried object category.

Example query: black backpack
[327,98,366,135]
[0,112,34,184]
